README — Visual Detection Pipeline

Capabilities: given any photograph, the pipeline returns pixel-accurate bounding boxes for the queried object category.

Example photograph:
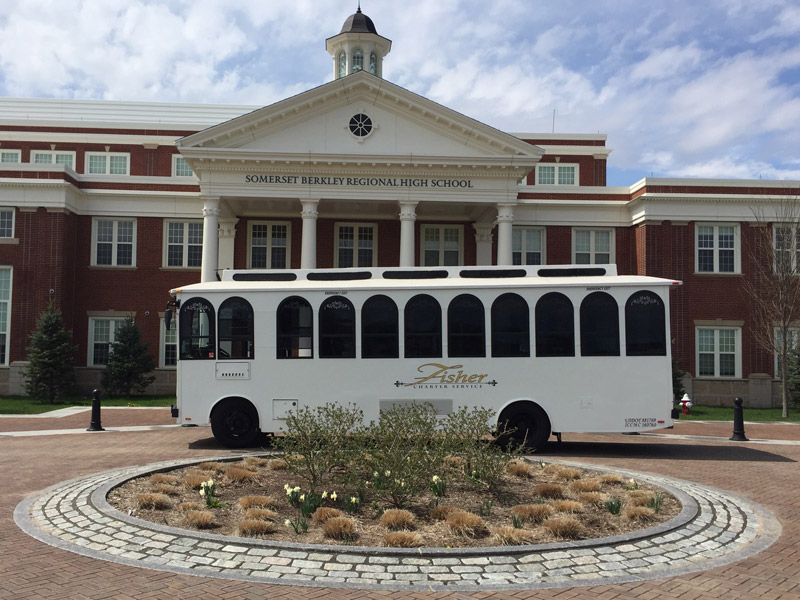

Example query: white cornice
[536,145,613,157]
[630,177,800,192]
[0,131,182,146]
[512,133,607,142]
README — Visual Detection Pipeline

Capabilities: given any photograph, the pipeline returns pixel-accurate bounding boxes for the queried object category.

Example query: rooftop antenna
[357,1,361,11]
[552,109,556,133]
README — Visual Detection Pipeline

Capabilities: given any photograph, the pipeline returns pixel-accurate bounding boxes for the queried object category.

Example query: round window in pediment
[349,113,373,137]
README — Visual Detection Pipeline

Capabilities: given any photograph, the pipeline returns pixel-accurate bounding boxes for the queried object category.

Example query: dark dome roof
[340,8,378,34]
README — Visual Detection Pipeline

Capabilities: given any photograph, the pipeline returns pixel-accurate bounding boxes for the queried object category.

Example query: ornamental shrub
[100,317,155,398]
[23,303,76,404]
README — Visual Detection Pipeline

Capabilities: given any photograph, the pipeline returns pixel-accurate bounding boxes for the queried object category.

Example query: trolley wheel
[211,398,260,448]
[497,404,551,451]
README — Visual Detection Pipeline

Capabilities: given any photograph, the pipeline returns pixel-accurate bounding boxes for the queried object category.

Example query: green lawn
[0,395,175,415]
[677,405,800,422]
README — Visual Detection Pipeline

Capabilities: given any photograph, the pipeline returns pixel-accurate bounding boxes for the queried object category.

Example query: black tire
[497,404,551,450]
[211,398,260,448]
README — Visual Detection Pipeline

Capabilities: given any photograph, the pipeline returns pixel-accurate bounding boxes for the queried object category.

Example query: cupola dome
[326,5,392,80]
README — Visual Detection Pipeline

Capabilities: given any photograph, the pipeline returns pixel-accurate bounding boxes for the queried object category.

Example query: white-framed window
[160,317,177,368]
[696,327,741,378]
[88,317,126,366]
[512,227,545,265]
[31,150,75,169]
[249,221,290,269]
[85,152,129,175]
[696,223,739,274]
[774,327,800,377]
[172,155,194,177]
[0,150,21,163]
[421,225,463,266]
[573,228,614,264]
[773,224,800,273]
[536,163,578,186]
[0,209,14,238]
[91,218,136,267]
[352,47,363,72]
[164,220,203,268]
[335,223,377,268]
[0,267,11,365]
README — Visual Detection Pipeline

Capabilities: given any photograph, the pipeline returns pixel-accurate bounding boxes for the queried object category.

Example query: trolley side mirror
[165,308,173,330]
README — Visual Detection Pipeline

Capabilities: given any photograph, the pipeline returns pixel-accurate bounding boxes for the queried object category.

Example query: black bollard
[729,397,748,441]
[86,389,105,432]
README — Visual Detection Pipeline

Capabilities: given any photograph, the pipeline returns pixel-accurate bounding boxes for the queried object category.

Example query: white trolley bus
[168,265,681,448]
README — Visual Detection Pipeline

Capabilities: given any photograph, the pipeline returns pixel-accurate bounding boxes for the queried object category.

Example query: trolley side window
[179,297,216,360]
[491,293,530,357]
[535,292,575,357]
[277,296,313,359]
[319,295,356,358]
[404,294,442,358]
[218,297,254,360]
[362,295,399,358]
[448,294,485,357]
[626,291,667,356]
[580,292,620,356]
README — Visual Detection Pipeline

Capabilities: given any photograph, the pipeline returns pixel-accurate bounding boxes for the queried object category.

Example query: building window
[0,209,14,238]
[85,152,129,175]
[88,317,126,366]
[421,225,462,266]
[369,51,377,74]
[335,223,376,267]
[361,295,398,358]
[448,294,485,357]
[319,295,356,358]
[160,318,177,367]
[536,164,578,186]
[31,150,75,169]
[165,220,203,268]
[179,298,215,360]
[172,156,193,177]
[573,229,613,264]
[580,292,620,356]
[512,227,544,265]
[696,224,739,273]
[535,292,575,357]
[405,294,442,358]
[0,268,11,364]
[91,218,136,267]
[491,293,529,357]
[352,47,363,72]
[218,297,254,360]
[0,150,21,163]
[773,225,800,273]
[277,296,312,359]
[249,221,290,269]
[775,328,800,377]
[338,51,347,78]
[696,327,740,378]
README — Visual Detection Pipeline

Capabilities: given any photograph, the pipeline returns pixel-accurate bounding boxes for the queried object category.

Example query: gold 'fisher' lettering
[406,363,489,387]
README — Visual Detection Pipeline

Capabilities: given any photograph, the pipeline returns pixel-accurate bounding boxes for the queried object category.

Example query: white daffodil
[331,491,337,501]
[321,491,328,499]
[432,475,440,483]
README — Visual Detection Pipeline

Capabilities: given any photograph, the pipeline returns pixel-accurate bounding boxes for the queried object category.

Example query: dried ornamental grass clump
[183,510,214,529]
[323,516,356,540]
[237,519,275,536]
[541,463,562,475]
[245,508,277,521]
[383,531,422,547]
[624,506,655,521]
[312,507,344,523]
[578,492,606,507]
[152,483,180,496]
[511,503,554,524]
[505,459,533,478]
[224,466,259,483]
[380,509,416,531]
[551,500,584,513]
[445,511,487,537]
[493,526,536,545]
[184,471,214,489]
[149,473,179,485]
[629,493,655,507]
[197,462,226,472]
[557,468,581,480]
[430,505,462,521]
[533,483,564,499]
[135,493,172,510]
[179,502,204,512]
[243,456,270,468]
[601,473,624,485]
[570,478,602,493]
[268,458,288,470]
[543,516,584,539]
[239,495,276,510]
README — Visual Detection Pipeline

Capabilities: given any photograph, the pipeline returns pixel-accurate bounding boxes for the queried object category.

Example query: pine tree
[23,304,77,404]
[101,317,156,398]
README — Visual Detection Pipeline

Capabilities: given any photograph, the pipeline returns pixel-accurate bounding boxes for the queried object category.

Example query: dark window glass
[218,297,255,359]
[179,297,216,360]
[580,292,620,356]
[448,294,485,357]
[319,296,355,358]
[277,296,313,359]
[404,294,442,358]
[626,291,667,356]
[535,292,575,357]
[491,293,530,357]
[362,295,398,358]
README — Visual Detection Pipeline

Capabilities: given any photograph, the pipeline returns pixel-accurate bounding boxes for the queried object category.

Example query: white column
[200,197,220,282]
[473,224,494,266]
[218,218,239,272]
[300,199,319,269]
[399,201,418,267]
[496,204,515,266]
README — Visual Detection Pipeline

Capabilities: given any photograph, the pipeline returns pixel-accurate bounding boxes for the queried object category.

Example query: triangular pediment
[178,72,542,165]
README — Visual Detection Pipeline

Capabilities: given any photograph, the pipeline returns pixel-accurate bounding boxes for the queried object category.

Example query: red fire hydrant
[679,393,693,415]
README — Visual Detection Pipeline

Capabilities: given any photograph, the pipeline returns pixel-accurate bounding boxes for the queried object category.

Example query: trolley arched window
[218,297,254,360]
[179,297,215,360]
[277,296,313,359]
[319,295,355,358]
[338,51,347,78]
[362,295,398,358]
[352,47,363,72]
[491,293,530,357]
[626,291,667,356]
[580,292,620,356]
[405,294,442,358]
[535,292,575,357]
[448,294,485,357]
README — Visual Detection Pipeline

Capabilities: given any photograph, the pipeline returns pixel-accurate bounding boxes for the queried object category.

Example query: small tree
[23,304,77,404]
[101,317,155,398]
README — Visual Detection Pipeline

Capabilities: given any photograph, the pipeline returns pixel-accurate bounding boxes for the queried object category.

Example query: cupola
[326,5,392,79]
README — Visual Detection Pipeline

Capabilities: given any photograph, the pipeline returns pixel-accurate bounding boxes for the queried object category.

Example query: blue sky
[1,0,798,186]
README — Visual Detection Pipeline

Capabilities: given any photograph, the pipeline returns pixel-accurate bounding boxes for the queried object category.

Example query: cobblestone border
[15,456,782,591]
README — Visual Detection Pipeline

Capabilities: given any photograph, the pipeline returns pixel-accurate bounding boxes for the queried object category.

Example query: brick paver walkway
[2,411,799,599]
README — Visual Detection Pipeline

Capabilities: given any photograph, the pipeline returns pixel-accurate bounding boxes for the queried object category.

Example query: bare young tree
[743,196,800,418]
